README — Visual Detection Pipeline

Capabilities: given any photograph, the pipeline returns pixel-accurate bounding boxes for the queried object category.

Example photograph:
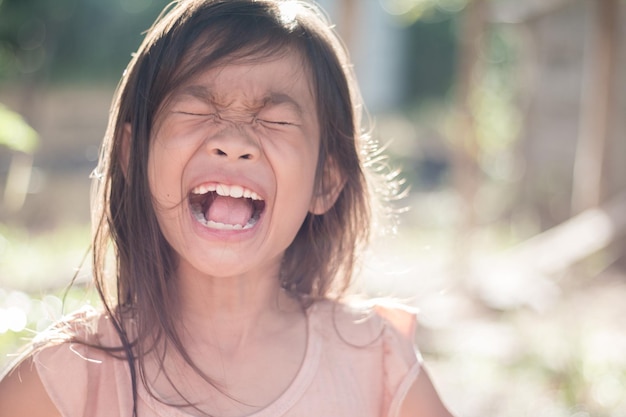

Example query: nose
[207,124,260,161]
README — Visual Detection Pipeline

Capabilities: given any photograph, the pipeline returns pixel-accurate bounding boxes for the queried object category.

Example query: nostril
[211,149,254,160]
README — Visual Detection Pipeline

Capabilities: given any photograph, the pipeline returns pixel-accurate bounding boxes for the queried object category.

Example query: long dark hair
[91,0,389,414]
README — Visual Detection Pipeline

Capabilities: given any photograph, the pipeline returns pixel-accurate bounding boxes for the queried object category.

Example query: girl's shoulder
[309,297,419,345]
[309,299,422,374]
[308,298,423,416]
[0,355,63,417]
[34,305,107,346]
[1,305,107,379]
[0,306,109,417]
[309,298,421,366]
[28,305,118,371]
[0,307,127,417]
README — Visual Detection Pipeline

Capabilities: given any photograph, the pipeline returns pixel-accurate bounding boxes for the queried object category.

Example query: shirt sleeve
[374,303,423,417]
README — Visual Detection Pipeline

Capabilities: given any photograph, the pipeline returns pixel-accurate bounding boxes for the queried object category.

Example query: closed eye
[177,111,216,117]
[257,119,295,126]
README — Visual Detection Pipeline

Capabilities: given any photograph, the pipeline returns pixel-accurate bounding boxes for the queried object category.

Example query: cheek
[278,141,320,203]
[147,142,186,206]
[268,139,318,182]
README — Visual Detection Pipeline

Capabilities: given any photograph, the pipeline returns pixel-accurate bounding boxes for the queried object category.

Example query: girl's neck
[140,268,308,416]
[172,266,303,353]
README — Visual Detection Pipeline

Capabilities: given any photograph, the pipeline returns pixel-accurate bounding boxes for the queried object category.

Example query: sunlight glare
[0,306,27,333]
[278,1,298,28]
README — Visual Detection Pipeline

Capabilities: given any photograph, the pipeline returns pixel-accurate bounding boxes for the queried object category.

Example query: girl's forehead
[172,52,315,107]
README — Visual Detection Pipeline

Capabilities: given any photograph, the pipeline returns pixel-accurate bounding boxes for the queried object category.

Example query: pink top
[35,300,422,417]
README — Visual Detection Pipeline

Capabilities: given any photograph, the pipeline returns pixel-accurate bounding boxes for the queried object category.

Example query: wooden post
[337,0,357,49]
[450,0,488,282]
[571,0,618,214]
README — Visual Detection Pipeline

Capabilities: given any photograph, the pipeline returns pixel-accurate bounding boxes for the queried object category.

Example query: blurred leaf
[381,0,468,24]
[0,103,39,153]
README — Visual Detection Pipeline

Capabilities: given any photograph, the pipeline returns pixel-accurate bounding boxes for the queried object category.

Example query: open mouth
[189,183,265,230]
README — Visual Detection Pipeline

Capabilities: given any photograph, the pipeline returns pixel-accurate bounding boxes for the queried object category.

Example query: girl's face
[146,52,322,282]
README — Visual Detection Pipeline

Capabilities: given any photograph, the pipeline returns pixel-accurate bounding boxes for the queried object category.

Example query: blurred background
[0,0,625,415]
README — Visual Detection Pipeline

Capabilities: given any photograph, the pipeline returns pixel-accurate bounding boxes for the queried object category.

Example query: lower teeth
[206,219,256,230]
[191,203,257,230]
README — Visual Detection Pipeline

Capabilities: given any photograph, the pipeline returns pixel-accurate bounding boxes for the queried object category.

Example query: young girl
[0,1,454,416]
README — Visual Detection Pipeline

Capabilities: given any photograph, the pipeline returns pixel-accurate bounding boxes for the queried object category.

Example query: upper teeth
[191,183,262,200]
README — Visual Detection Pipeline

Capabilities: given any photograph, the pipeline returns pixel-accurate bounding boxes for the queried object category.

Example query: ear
[310,156,345,215]
[120,123,132,179]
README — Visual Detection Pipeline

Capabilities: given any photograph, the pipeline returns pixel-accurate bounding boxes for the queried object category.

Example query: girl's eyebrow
[177,85,213,102]
[176,85,304,115]
[265,92,304,116]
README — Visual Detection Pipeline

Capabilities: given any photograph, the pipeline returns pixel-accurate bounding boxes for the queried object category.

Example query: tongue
[205,195,253,226]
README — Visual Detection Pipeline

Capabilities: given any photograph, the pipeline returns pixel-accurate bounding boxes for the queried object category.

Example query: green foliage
[0,104,38,153]
[0,0,170,83]
[0,223,94,371]
[404,16,457,104]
